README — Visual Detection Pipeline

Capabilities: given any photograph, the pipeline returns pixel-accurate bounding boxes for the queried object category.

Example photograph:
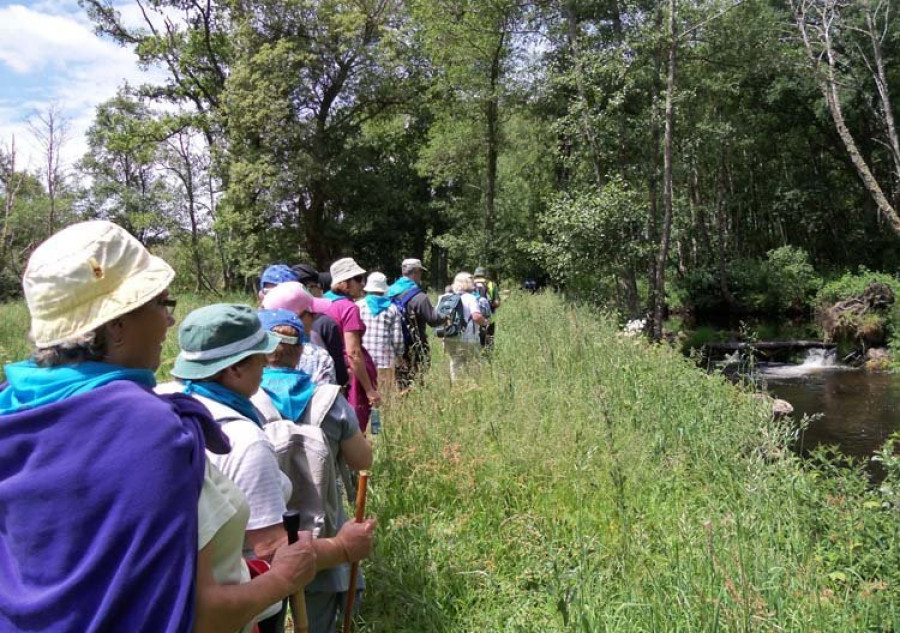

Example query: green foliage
[526,178,649,304]
[361,291,900,631]
[816,268,900,306]
[764,245,822,314]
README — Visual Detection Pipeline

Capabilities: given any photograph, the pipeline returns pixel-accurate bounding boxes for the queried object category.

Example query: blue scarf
[365,294,392,316]
[182,380,263,428]
[260,367,316,423]
[324,290,347,301]
[0,360,156,415]
[387,277,418,298]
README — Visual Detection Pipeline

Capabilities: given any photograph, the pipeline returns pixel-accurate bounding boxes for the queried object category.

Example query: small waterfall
[757,346,845,378]
[798,347,837,368]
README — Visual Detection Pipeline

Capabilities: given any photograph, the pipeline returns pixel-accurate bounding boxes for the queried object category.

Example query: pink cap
[261,281,331,314]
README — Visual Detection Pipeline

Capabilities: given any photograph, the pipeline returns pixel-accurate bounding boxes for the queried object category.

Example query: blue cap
[259,264,300,290]
[257,308,307,344]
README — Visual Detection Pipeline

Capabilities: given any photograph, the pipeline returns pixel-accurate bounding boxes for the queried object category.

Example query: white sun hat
[329,257,366,287]
[363,272,389,294]
[23,220,175,348]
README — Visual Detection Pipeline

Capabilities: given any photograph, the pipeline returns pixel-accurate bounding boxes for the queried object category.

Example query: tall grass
[1,290,897,631]
[361,291,900,632]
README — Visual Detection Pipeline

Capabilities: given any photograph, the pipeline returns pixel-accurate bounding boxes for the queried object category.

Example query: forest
[2,0,900,341]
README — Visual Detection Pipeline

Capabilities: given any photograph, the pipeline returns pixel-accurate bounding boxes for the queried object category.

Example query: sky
[0,0,164,173]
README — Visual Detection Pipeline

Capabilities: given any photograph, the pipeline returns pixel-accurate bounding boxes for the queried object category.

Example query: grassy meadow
[361,292,900,632]
[0,291,898,631]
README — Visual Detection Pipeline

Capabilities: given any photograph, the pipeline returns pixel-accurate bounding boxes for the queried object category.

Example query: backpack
[434,293,466,338]
[391,287,422,348]
[253,386,345,538]
[474,280,489,300]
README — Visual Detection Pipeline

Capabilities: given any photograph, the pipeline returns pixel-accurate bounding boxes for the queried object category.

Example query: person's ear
[103,319,126,348]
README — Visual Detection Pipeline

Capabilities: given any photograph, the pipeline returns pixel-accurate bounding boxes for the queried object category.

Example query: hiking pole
[283,511,309,633]
[342,471,370,633]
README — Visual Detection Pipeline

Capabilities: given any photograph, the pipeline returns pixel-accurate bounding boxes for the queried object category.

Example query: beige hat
[330,257,366,287]
[363,272,389,294]
[401,258,427,274]
[24,220,175,347]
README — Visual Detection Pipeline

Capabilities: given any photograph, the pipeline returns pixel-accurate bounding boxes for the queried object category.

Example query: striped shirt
[356,299,405,369]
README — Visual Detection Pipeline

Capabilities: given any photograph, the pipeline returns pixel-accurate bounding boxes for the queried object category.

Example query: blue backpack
[391,288,422,348]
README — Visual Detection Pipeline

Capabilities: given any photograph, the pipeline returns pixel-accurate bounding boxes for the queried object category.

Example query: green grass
[360,291,900,632]
[1,290,898,631]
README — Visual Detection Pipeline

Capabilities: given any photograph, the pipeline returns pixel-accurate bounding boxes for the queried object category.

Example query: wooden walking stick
[342,471,370,633]
[283,511,309,633]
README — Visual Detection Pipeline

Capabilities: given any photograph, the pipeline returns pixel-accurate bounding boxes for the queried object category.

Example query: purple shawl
[0,381,220,632]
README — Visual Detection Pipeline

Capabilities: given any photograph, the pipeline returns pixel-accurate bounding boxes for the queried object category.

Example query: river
[756,349,900,460]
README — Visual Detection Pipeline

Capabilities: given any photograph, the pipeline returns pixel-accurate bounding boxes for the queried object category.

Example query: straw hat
[24,220,175,348]
[172,304,280,380]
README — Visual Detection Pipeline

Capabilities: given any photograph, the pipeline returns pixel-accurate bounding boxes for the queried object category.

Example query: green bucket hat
[172,303,280,380]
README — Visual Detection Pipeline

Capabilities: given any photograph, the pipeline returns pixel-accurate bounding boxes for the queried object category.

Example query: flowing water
[756,349,900,459]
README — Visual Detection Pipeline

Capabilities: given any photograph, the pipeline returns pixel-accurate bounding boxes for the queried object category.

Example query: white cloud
[0,2,166,174]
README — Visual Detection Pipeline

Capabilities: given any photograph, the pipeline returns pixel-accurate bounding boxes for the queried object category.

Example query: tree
[27,104,71,234]
[790,0,900,233]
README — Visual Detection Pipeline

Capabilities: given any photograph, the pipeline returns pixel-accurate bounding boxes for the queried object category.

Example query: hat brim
[171,331,280,380]
[309,297,332,313]
[331,264,367,287]
[32,254,175,348]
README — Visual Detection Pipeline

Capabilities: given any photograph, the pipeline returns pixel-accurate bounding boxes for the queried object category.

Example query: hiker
[251,309,374,633]
[292,263,325,298]
[261,281,337,386]
[473,266,500,348]
[444,272,489,381]
[357,272,404,397]
[325,258,381,432]
[258,264,301,303]
[0,220,212,632]
[387,258,446,388]
[291,265,347,386]
[163,304,377,633]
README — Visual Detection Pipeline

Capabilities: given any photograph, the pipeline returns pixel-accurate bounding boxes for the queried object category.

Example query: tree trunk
[645,0,664,327]
[791,0,900,232]
[652,0,677,341]
[485,34,504,259]
[865,3,900,208]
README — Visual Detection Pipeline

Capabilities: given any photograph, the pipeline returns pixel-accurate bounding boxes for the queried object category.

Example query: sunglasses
[156,297,177,317]
[351,274,365,283]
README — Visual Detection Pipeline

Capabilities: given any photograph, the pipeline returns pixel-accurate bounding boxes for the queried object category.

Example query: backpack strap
[397,287,421,309]
[301,384,342,429]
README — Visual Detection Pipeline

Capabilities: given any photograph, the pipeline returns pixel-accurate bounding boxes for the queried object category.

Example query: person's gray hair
[452,272,474,294]
[31,328,108,367]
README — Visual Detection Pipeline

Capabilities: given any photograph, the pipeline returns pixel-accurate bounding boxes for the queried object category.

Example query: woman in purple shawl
[0,221,210,633]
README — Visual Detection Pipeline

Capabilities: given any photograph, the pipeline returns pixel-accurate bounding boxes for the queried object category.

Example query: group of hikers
[0,220,500,633]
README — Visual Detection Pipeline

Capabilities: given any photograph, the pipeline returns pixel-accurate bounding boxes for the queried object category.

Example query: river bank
[363,291,899,631]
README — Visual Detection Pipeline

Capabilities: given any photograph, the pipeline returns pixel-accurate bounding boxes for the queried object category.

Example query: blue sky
[0,0,161,171]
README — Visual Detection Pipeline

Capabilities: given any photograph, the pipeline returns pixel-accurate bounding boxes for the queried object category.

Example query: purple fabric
[0,380,209,633]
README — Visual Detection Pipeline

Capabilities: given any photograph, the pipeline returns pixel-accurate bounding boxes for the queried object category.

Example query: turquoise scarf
[365,294,392,316]
[182,380,263,428]
[0,360,156,415]
[260,367,316,423]
[387,277,418,298]
[323,290,345,301]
